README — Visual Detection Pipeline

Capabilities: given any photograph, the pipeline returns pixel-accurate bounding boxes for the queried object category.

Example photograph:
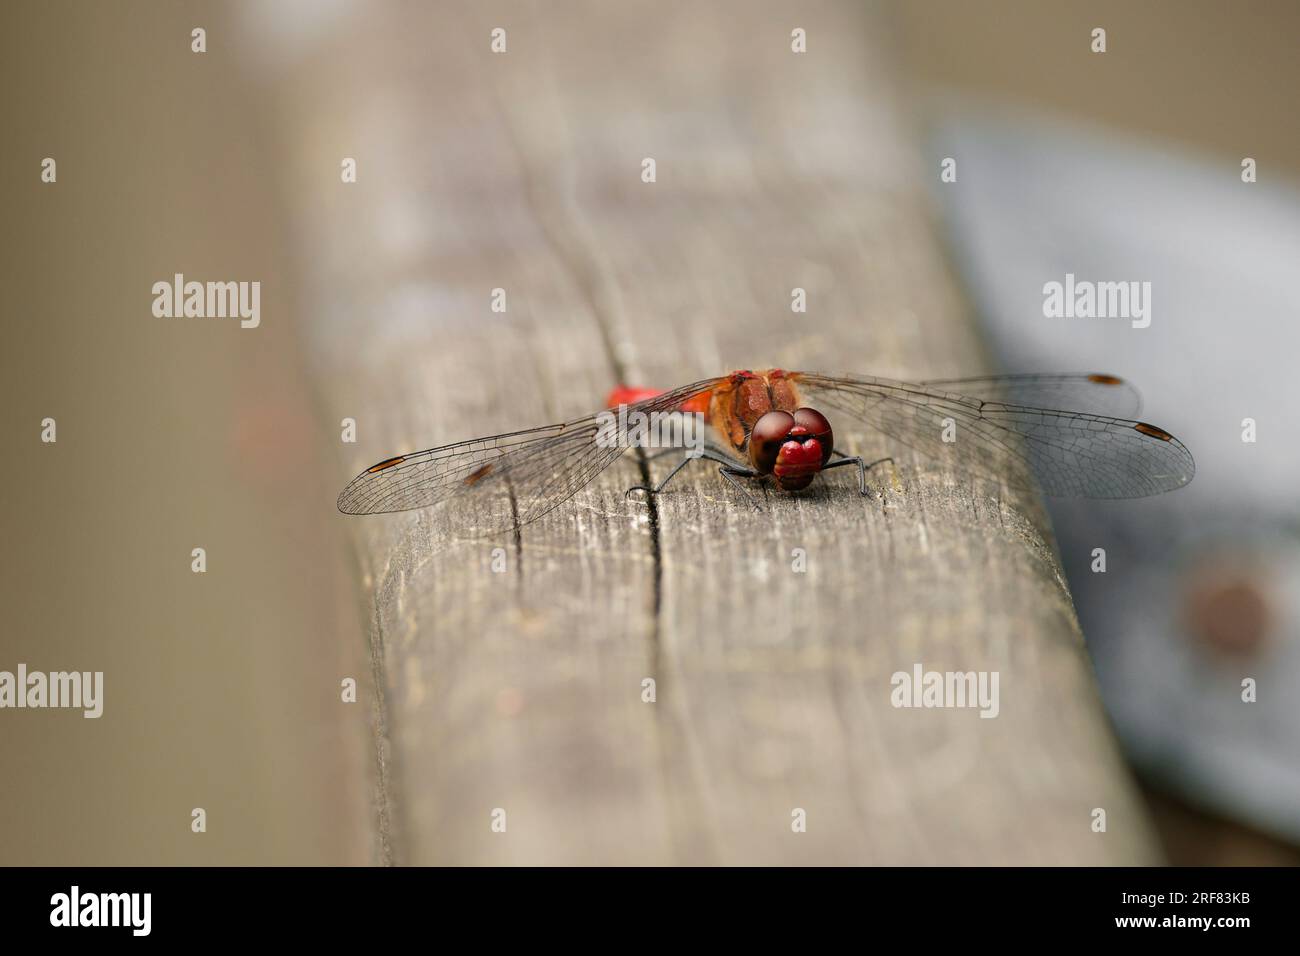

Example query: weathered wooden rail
[255,0,1159,863]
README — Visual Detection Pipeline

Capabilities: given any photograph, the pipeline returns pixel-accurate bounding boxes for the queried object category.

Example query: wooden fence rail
[256,0,1159,864]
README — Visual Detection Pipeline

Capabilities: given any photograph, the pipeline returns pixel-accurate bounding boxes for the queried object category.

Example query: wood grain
[262,0,1160,863]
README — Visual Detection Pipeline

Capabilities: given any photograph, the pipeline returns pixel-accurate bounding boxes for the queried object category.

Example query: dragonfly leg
[718,465,763,511]
[628,451,761,508]
[822,455,894,496]
[625,453,701,498]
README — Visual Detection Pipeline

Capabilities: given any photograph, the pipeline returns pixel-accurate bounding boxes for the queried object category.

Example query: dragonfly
[337,369,1195,535]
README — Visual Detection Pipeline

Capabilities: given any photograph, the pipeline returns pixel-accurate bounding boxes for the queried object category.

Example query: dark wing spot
[1088,373,1124,385]
[1134,421,1173,441]
[464,463,494,485]
[366,455,405,473]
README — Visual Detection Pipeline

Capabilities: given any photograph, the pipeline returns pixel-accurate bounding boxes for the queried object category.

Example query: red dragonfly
[337,369,1194,534]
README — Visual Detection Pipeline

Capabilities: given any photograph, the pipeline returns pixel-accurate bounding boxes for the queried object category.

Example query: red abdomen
[605,385,664,407]
[605,385,711,415]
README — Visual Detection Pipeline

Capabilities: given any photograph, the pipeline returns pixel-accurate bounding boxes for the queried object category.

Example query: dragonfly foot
[718,466,764,511]
[824,454,894,498]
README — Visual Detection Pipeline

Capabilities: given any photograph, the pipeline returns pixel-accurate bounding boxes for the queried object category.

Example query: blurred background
[0,0,372,864]
[896,0,1300,864]
[1,0,1296,864]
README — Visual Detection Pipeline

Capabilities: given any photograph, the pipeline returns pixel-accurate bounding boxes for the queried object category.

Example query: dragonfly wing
[337,377,727,533]
[794,372,1194,499]
[918,373,1143,419]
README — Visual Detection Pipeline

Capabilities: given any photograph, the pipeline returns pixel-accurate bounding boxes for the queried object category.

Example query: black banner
[0,866,1282,941]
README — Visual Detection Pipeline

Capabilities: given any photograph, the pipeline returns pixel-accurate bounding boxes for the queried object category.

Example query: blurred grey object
[931,106,1300,842]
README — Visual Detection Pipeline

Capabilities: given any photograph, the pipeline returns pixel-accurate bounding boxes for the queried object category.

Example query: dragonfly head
[748,407,834,491]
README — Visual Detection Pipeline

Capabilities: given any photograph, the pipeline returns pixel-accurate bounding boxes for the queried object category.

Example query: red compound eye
[748,410,795,473]
[792,408,833,466]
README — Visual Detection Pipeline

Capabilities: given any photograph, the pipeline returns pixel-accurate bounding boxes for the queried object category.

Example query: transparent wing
[919,373,1142,419]
[337,378,726,533]
[794,372,1194,498]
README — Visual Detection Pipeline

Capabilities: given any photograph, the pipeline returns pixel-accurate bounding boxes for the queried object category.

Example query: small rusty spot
[1088,373,1124,385]
[465,463,494,485]
[367,456,405,473]
[1134,421,1173,441]
[1184,567,1272,656]
[496,687,526,717]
